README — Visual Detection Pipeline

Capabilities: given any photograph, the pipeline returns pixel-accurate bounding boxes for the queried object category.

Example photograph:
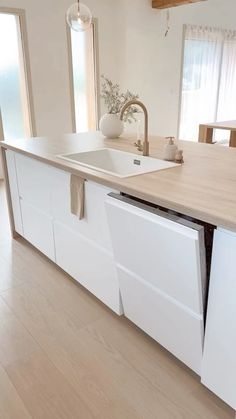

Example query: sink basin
[58,148,179,178]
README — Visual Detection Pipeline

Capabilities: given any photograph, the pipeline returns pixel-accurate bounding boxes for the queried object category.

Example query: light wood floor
[0,179,234,419]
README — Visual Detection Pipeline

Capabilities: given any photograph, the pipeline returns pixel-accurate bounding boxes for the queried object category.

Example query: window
[179,25,236,142]
[0,10,34,140]
[69,22,98,133]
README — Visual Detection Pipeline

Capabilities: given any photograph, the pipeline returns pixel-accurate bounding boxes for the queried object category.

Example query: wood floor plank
[0,297,95,419]
[83,315,233,419]
[75,319,234,419]
[0,363,32,419]
[1,284,144,419]
[0,297,38,367]
[0,180,234,419]
[0,256,24,292]
[6,353,95,419]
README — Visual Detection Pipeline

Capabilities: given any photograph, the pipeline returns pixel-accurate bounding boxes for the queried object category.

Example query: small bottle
[175,149,184,164]
[163,137,178,161]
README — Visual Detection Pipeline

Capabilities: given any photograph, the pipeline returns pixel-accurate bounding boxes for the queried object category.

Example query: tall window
[69,22,98,133]
[179,25,236,141]
[0,10,33,139]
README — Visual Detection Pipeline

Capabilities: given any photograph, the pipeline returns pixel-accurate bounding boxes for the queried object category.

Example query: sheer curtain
[179,25,236,142]
[217,31,236,120]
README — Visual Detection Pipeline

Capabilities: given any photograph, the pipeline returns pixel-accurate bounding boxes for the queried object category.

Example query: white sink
[58,148,179,178]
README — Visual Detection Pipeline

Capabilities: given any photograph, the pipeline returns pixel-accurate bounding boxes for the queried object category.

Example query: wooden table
[198,120,236,147]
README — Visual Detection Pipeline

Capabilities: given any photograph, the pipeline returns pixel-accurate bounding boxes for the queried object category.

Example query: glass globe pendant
[66,0,92,32]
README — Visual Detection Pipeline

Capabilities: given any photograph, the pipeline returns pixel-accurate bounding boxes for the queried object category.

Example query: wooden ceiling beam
[152,0,207,9]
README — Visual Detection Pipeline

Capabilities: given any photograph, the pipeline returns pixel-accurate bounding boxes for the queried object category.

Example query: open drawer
[105,194,206,374]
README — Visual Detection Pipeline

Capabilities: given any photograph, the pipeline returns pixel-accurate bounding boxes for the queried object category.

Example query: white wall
[0,0,124,178]
[0,0,124,137]
[121,0,236,137]
[0,0,72,136]
[0,0,235,141]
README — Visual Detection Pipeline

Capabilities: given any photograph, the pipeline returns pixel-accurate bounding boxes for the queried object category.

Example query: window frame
[67,18,100,133]
[0,7,36,138]
[177,25,188,140]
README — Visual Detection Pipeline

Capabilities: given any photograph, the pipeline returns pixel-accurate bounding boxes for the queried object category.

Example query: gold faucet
[120,100,149,157]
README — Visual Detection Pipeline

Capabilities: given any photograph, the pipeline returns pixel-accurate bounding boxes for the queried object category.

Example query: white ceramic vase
[99,113,124,139]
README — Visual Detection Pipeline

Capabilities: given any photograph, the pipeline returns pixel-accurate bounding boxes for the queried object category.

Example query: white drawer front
[54,221,122,315]
[106,197,205,315]
[15,153,55,214]
[52,171,116,251]
[119,267,203,375]
[21,200,55,261]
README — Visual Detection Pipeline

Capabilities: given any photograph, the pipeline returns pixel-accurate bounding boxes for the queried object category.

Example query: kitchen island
[1,132,236,414]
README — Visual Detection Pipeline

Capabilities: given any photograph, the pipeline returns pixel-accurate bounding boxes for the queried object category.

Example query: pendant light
[66,0,92,32]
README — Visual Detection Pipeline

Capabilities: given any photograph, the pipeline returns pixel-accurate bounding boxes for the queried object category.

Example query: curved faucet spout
[120,100,149,157]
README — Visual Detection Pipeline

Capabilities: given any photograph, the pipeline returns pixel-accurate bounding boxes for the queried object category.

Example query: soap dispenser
[163,137,178,162]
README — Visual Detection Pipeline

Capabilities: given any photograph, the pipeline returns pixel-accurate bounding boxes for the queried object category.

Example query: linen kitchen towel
[70,174,85,219]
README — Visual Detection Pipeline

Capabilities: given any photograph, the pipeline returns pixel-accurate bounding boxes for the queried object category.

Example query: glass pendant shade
[66,2,92,32]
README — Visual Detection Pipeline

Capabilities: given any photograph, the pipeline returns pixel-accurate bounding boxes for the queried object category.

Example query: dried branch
[101,75,139,123]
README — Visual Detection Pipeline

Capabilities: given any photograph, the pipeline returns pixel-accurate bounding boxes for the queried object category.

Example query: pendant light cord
[165,10,170,37]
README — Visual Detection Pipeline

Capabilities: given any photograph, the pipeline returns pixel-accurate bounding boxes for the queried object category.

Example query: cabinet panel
[21,200,55,261]
[106,196,205,315]
[5,150,23,235]
[202,229,236,409]
[15,153,55,214]
[118,267,203,374]
[6,152,121,314]
[52,171,116,251]
[54,221,122,315]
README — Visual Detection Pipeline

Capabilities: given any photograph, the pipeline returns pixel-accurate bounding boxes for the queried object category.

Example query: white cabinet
[5,150,23,235]
[20,201,55,261]
[106,194,206,374]
[14,153,56,261]
[54,221,121,314]
[202,228,236,410]
[52,170,122,314]
[15,153,55,214]
[6,151,121,314]
[117,268,204,374]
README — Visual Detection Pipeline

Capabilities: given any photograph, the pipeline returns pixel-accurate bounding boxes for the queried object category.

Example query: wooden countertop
[1,131,236,230]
